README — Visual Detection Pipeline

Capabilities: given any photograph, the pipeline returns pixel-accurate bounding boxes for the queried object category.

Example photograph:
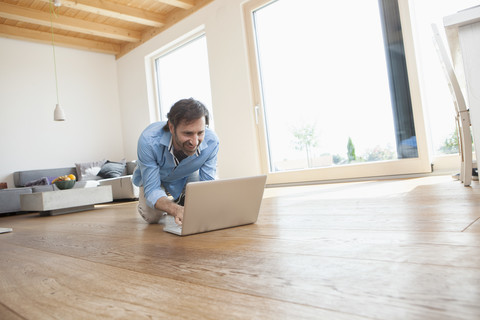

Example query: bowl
[54,180,76,190]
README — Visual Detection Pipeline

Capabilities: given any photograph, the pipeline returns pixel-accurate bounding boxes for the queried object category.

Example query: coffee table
[20,186,113,216]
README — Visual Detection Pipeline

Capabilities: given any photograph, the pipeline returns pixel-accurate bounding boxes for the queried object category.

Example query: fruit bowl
[52,174,77,190]
[54,180,76,190]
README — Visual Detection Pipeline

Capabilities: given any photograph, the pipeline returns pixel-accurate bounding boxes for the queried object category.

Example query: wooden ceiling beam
[0,24,120,55]
[153,0,195,10]
[0,2,141,42]
[0,0,212,58]
[37,0,166,28]
[117,0,213,59]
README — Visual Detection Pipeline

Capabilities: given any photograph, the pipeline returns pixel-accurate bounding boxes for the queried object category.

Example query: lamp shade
[54,103,66,121]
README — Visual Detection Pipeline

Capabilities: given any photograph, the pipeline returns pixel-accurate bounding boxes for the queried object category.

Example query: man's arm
[159,141,218,224]
[135,130,182,224]
[155,197,184,224]
[199,140,219,181]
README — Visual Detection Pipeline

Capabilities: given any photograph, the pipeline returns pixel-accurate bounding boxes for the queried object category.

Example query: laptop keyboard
[165,215,182,233]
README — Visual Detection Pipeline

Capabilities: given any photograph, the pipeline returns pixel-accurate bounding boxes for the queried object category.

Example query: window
[154,34,214,127]
[409,0,478,157]
[244,0,430,183]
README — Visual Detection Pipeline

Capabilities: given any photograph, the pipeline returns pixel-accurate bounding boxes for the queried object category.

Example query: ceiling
[0,0,215,59]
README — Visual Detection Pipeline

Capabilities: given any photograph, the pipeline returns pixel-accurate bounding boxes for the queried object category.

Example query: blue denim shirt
[132,121,219,209]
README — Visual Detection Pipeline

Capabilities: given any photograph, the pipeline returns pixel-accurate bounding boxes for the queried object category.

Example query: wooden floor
[1,175,480,319]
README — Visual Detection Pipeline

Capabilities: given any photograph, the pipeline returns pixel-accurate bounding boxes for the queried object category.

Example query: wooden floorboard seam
[462,216,480,232]
[0,301,27,320]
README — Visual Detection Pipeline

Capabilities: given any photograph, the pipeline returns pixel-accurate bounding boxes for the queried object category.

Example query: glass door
[244,0,431,184]
[408,0,479,161]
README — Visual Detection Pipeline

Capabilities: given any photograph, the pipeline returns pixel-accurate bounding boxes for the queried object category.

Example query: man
[132,98,219,225]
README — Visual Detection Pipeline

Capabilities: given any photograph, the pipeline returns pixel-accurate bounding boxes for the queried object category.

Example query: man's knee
[138,187,166,224]
[137,204,161,224]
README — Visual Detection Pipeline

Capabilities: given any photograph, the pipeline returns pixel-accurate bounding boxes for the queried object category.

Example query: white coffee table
[20,186,113,216]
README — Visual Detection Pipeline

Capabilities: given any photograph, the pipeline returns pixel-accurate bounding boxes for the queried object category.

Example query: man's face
[169,117,206,156]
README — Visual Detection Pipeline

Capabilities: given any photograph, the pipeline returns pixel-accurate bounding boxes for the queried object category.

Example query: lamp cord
[49,0,60,105]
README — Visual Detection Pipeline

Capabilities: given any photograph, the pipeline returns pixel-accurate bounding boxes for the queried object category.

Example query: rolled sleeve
[199,141,219,181]
[135,134,168,209]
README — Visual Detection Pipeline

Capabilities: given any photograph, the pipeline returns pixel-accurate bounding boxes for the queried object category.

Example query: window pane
[155,35,214,127]
[409,0,478,156]
[253,0,417,172]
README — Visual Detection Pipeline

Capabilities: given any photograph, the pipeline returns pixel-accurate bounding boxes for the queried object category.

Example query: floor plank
[0,175,479,319]
[1,244,348,320]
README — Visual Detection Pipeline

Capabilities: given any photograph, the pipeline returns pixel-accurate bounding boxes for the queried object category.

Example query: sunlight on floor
[263,175,456,200]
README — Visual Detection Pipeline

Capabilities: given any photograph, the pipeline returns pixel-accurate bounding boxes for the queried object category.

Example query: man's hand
[155,196,184,225]
[171,204,184,225]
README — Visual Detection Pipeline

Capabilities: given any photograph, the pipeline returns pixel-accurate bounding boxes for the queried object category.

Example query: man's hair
[163,98,210,132]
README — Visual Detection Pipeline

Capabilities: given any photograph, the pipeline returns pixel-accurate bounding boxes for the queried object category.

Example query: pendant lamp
[50,0,65,121]
[54,103,65,120]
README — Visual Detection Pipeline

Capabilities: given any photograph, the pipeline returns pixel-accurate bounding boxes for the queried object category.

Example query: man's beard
[173,134,198,156]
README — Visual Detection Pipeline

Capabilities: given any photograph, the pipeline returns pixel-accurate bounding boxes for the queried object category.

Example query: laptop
[163,175,267,236]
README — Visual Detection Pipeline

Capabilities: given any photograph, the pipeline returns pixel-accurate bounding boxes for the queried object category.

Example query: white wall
[117,0,262,179]
[0,37,124,187]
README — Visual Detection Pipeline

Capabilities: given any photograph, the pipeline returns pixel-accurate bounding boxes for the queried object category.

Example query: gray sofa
[0,161,139,214]
[0,187,33,215]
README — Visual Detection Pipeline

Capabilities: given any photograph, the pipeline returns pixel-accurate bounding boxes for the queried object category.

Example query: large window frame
[407,0,479,171]
[243,0,431,184]
[145,27,213,125]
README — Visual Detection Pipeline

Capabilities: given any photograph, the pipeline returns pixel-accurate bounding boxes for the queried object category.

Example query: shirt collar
[168,137,201,166]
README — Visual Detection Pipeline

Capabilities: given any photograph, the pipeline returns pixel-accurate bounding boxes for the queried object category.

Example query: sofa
[0,160,139,214]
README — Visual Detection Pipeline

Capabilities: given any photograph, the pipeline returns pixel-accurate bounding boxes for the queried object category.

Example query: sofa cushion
[74,180,99,188]
[14,167,77,187]
[126,161,137,175]
[97,160,126,179]
[75,160,106,181]
[0,187,32,214]
[32,185,55,192]
[98,175,139,200]
[25,177,49,187]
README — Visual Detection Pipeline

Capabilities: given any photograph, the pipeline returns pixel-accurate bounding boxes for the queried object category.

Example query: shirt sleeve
[136,135,167,209]
[199,139,219,181]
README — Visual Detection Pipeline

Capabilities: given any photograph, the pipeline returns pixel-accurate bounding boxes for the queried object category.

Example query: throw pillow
[47,176,58,185]
[75,160,106,181]
[25,177,49,187]
[97,160,127,179]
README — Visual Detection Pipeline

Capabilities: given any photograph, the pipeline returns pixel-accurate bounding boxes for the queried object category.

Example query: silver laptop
[163,175,267,236]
